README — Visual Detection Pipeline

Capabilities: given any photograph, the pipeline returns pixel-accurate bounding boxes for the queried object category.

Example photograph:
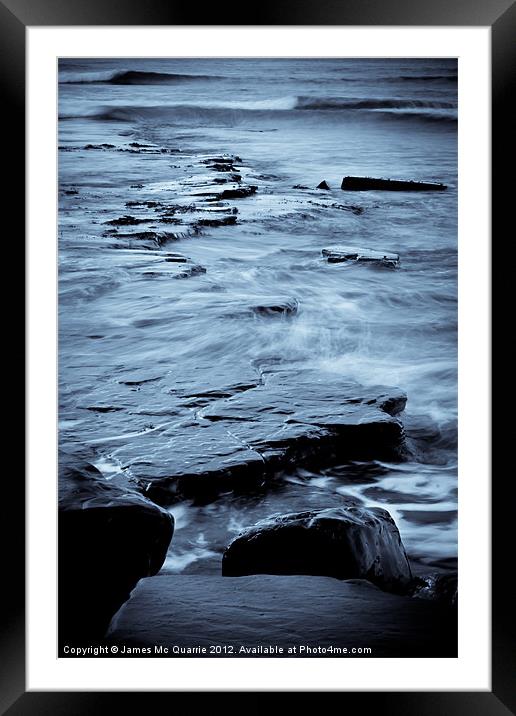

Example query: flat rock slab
[125,369,407,504]
[222,505,412,593]
[323,246,400,268]
[341,176,447,191]
[105,574,457,657]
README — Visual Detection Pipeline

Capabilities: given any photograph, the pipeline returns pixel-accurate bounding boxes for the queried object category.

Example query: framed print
[7,0,511,711]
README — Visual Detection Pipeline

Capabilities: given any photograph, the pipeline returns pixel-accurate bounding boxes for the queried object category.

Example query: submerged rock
[222,505,412,593]
[58,452,174,643]
[341,176,447,191]
[252,297,299,317]
[322,245,400,268]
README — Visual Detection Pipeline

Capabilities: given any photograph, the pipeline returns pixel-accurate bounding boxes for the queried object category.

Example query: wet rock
[105,215,150,226]
[341,176,447,191]
[86,405,123,413]
[58,451,174,643]
[106,574,458,658]
[322,245,400,268]
[164,254,188,263]
[222,505,412,593]
[104,230,184,248]
[125,369,407,504]
[316,180,331,190]
[125,200,162,208]
[210,163,235,172]
[64,188,79,195]
[252,297,299,317]
[220,186,257,200]
[412,573,458,606]
[84,143,116,150]
[213,174,242,184]
[197,216,238,227]
[173,264,207,279]
[293,184,310,190]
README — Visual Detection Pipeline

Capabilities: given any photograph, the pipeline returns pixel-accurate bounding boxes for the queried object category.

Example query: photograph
[57,56,459,659]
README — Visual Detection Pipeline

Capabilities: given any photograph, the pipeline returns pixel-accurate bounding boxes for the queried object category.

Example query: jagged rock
[322,245,400,268]
[413,572,458,607]
[341,176,447,191]
[316,180,331,190]
[58,451,174,643]
[222,505,412,593]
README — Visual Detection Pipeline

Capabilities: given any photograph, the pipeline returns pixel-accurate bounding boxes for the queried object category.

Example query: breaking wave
[59,69,221,85]
[58,95,457,123]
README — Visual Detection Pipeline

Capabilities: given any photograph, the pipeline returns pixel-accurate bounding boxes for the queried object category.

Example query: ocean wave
[398,75,457,82]
[59,69,221,85]
[58,96,457,123]
[296,97,456,110]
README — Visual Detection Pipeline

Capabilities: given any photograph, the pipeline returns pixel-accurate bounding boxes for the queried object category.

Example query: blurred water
[59,58,457,572]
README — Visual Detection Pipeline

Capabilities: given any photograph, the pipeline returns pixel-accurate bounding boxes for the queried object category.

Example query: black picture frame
[8,0,509,712]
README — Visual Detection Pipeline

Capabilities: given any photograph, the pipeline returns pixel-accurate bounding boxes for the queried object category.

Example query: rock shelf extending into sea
[58,56,458,657]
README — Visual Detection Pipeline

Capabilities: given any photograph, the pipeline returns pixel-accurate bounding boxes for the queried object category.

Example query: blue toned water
[58,58,457,573]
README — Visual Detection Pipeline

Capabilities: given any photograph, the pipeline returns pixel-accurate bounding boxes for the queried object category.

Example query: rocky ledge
[120,368,407,504]
[222,505,412,594]
[323,245,400,268]
[58,451,174,643]
[105,574,457,658]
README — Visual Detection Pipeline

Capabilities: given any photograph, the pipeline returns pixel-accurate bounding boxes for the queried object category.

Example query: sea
[58,57,458,577]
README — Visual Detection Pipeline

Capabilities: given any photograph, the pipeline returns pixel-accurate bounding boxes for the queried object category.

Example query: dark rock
[412,573,458,607]
[58,452,174,643]
[316,180,331,190]
[86,405,123,413]
[293,184,310,190]
[130,183,144,189]
[341,176,447,191]
[159,217,182,224]
[129,142,153,148]
[105,574,457,658]
[105,215,149,226]
[220,186,257,200]
[322,245,400,268]
[125,200,162,208]
[129,369,407,505]
[84,143,116,150]
[202,156,237,166]
[104,230,181,247]
[210,163,235,172]
[64,189,79,195]
[252,297,299,317]
[197,216,238,227]
[222,505,412,593]
[164,254,188,263]
[173,265,207,279]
